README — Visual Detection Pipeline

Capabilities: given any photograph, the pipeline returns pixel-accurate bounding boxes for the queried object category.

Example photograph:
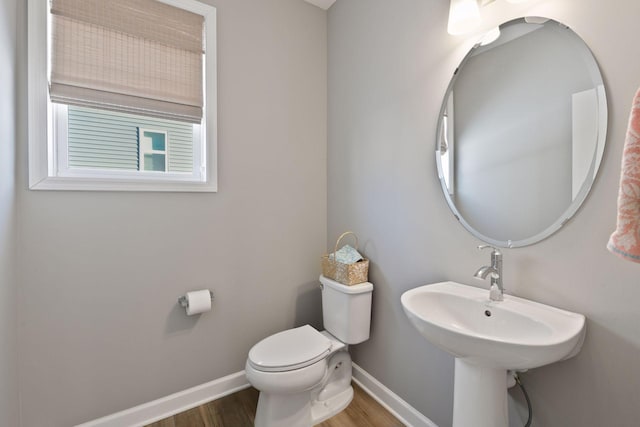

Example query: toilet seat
[248,325,332,372]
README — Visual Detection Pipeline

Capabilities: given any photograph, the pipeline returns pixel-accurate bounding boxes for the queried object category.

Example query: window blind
[50,0,205,123]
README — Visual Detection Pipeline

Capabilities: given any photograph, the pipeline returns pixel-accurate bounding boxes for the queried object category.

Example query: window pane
[144,153,166,171]
[144,131,166,151]
[66,106,193,172]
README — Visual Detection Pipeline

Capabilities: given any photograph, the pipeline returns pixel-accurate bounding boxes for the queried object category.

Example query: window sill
[29,176,217,192]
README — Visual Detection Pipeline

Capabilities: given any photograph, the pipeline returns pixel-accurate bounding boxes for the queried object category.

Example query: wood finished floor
[145,383,405,427]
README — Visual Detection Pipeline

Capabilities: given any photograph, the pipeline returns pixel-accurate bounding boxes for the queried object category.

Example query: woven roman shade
[50,0,205,123]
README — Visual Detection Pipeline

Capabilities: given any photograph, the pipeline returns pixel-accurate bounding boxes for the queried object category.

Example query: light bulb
[447,0,482,35]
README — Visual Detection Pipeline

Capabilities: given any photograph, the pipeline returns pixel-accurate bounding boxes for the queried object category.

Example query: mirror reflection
[437,17,607,247]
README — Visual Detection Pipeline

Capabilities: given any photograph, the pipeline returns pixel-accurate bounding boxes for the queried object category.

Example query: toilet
[245,275,373,427]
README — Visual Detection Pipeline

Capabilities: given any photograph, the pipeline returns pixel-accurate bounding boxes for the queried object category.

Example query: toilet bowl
[245,327,353,427]
[245,276,373,427]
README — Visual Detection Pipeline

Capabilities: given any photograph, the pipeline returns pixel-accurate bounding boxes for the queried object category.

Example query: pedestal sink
[401,281,586,427]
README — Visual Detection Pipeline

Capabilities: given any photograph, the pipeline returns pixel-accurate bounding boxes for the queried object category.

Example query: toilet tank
[320,275,373,344]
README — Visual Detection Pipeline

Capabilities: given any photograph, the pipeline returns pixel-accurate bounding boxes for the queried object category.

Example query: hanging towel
[608,88,640,262]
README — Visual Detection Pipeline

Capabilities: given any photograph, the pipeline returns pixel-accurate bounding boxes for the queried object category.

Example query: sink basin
[401,281,586,427]
[401,281,586,369]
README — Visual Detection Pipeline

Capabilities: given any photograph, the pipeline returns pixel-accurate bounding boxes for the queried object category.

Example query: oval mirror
[436,17,607,248]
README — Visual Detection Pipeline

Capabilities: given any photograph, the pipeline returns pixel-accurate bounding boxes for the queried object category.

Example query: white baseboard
[74,371,250,427]
[75,364,436,427]
[352,363,438,427]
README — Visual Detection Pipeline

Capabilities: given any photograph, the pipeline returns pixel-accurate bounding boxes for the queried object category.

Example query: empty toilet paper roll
[184,290,212,315]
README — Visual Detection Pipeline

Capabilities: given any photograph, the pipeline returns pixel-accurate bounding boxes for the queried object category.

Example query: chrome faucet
[473,245,504,301]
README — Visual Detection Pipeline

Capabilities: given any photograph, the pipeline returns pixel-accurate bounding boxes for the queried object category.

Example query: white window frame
[28,0,217,192]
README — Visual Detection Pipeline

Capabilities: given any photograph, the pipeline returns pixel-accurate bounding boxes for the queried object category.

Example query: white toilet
[245,275,373,427]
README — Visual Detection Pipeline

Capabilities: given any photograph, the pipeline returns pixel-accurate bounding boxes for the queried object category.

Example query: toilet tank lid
[319,275,373,294]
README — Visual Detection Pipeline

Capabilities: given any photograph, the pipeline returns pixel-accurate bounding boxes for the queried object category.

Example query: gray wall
[0,0,18,425]
[15,0,327,426]
[328,0,640,426]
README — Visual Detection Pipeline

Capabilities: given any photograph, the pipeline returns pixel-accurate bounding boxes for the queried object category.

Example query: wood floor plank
[201,387,258,427]
[145,382,403,427]
[173,406,207,427]
[145,418,176,427]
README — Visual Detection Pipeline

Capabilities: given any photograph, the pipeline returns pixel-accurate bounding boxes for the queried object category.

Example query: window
[28,0,217,191]
[139,130,168,172]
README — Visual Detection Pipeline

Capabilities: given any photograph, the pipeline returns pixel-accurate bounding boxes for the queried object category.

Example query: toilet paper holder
[178,291,214,308]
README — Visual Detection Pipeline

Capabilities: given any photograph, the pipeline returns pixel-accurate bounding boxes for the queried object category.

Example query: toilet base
[253,384,354,427]
[311,385,353,424]
[254,390,313,427]
[252,351,354,427]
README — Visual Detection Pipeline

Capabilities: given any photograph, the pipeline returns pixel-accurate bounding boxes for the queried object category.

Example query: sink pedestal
[453,359,508,427]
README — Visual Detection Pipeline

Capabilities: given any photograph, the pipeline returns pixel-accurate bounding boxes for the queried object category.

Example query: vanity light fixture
[448,0,532,36]
[480,26,501,45]
[447,0,481,35]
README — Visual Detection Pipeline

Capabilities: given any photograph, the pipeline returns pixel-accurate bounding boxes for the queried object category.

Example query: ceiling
[303,0,337,10]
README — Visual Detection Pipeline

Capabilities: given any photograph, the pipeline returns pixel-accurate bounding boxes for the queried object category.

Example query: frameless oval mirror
[436,17,607,248]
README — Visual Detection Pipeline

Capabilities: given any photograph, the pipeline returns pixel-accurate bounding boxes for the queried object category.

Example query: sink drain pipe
[508,371,532,427]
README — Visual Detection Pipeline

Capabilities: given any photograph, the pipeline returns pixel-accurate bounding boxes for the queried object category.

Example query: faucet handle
[478,244,501,256]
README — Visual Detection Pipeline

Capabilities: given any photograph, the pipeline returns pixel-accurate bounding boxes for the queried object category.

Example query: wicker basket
[321,231,369,285]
